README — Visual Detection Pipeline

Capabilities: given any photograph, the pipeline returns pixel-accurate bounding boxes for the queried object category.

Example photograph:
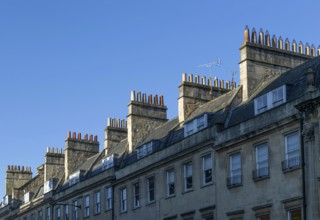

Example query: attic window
[254,85,286,115]
[102,155,116,170]
[184,114,208,137]
[137,141,154,159]
[69,171,81,186]
[44,179,55,194]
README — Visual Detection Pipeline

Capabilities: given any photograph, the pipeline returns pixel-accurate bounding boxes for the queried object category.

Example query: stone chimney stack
[44,147,64,182]
[239,26,317,101]
[178,73,232,124]
[5,165,32,197]
[64,131,99,180]
[104,118,127,152]
[127,91,167,152]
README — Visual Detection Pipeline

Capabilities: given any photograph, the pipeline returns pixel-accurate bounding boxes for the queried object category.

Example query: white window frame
[147,176,155,203]
[256,143,269,177]
[254,85,286,115]
[229,153,241,184]
[133,182,140,208]
[166,169,175,196]
[184,114,208,137]
[184,162,193,191]
[84,195,90,217]
[285,131,300,168]
[105,187,112,210]
[72,201,78,220]
[64,205,69,220]
[46,207,51,220]
[56,207,61,220]
[137,142,153,159]
[120,188,127,212]
[38,209,43,220]
[95,191,101,214]
[202,154,213,185]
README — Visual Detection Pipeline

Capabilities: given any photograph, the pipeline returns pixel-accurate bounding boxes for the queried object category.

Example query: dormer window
[137,141,154,159]
[69,170,82,186]
[254,85,286,115]
[184,114,208,137]
[102,155,116,170]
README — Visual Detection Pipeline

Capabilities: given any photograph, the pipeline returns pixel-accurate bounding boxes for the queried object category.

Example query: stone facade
[1,26,320,220]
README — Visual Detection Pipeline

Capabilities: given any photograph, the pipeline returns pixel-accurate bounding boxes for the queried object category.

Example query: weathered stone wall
[104,118,127,151]
[44,149,65,182]
[178,74,231,123]
[5,166,32,197]
[239,42,312,101]
[64,132,99,179]
[127,93,168,152]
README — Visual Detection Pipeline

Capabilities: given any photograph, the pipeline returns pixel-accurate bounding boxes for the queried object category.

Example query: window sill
[83,216,90,219]
[165,194,176,200]
[146,201,156,206]
[253,175,270,182]
[119,210,128,215]
[227,183,242,189]
[93,212,101,216]
[105,208,112,213]
[132,206,141,210]
[201,182,214,188]
[182,189,194,194]
[282,166,301,173]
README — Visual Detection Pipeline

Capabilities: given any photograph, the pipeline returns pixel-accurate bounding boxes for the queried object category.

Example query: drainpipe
[300,118,307,220]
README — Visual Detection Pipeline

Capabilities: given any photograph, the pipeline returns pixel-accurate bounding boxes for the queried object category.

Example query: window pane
[286,132,300,159]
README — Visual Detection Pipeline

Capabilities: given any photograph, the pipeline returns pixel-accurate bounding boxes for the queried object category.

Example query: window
[283,131,301,171]
[64,205,69,220]
[202,154,213,185]
[272,86,284,106]
[95,191,101,214]
[102,155,115,170]
[137,142,153,159]
[184,162,193,190]
[46,207,51,220]
[105,187,112,210]
[184,114,208,137]
[147,176,155,203]
[133,182,140,208]
[72,201,78,220]
[56,207,61,220]
[256,94,267,114]
[287,208,301,220]
[228,153,241,186]
[84,195,90,217]
[254,143,269,179]
[31,213,35,220]
[197,116,205,129]
[254,85,286,115]
[120,188,127,212]
[38,209,43,220]
[166,170,175,196]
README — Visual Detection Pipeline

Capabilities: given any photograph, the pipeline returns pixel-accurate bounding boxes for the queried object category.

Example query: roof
[228,56,320,127]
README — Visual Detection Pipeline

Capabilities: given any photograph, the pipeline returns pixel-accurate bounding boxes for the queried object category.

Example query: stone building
[1,26,320,220]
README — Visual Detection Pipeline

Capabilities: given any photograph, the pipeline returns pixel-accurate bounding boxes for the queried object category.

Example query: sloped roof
[186,86,242,121]
[228,56,320,127]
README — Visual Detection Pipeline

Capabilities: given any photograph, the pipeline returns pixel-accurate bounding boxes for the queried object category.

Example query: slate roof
[228,56,320,127]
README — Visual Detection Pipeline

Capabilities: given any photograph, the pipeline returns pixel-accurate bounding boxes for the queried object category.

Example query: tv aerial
[198,58,222,94]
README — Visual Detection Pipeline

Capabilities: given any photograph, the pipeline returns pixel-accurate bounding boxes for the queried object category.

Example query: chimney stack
[44,147,65,182]
[104,118,128,152]
[6,165,32,198]
[127,91,167,152]
[64,131,99,180]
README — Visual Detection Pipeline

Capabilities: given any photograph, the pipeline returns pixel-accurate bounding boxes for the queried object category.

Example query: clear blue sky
[0,0,319,198]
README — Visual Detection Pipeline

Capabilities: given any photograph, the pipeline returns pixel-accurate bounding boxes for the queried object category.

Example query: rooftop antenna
[231,70,238,89]
[198,58,222,94]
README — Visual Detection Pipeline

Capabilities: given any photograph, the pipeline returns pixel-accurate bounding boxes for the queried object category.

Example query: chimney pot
[244,25,250,43]
[84,134,88,140]
[265,30,270,46]
[72,132,76,139]
[201,76,206,85]
[278,36,283,49]
[272,35,277,48]
[67,131,71,139]
[182,73,187,82]
[154,95,159,105]
[90,135,93,141]
[131,91,136,101]
[258,28,264,45]
[251,27,257,44]
[78,133,81,140]
[189,74,193,83]
[148,94,153,104]
[94,135,98,142]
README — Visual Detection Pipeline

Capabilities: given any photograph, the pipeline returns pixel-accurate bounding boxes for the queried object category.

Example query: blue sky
[0,0,319,198]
